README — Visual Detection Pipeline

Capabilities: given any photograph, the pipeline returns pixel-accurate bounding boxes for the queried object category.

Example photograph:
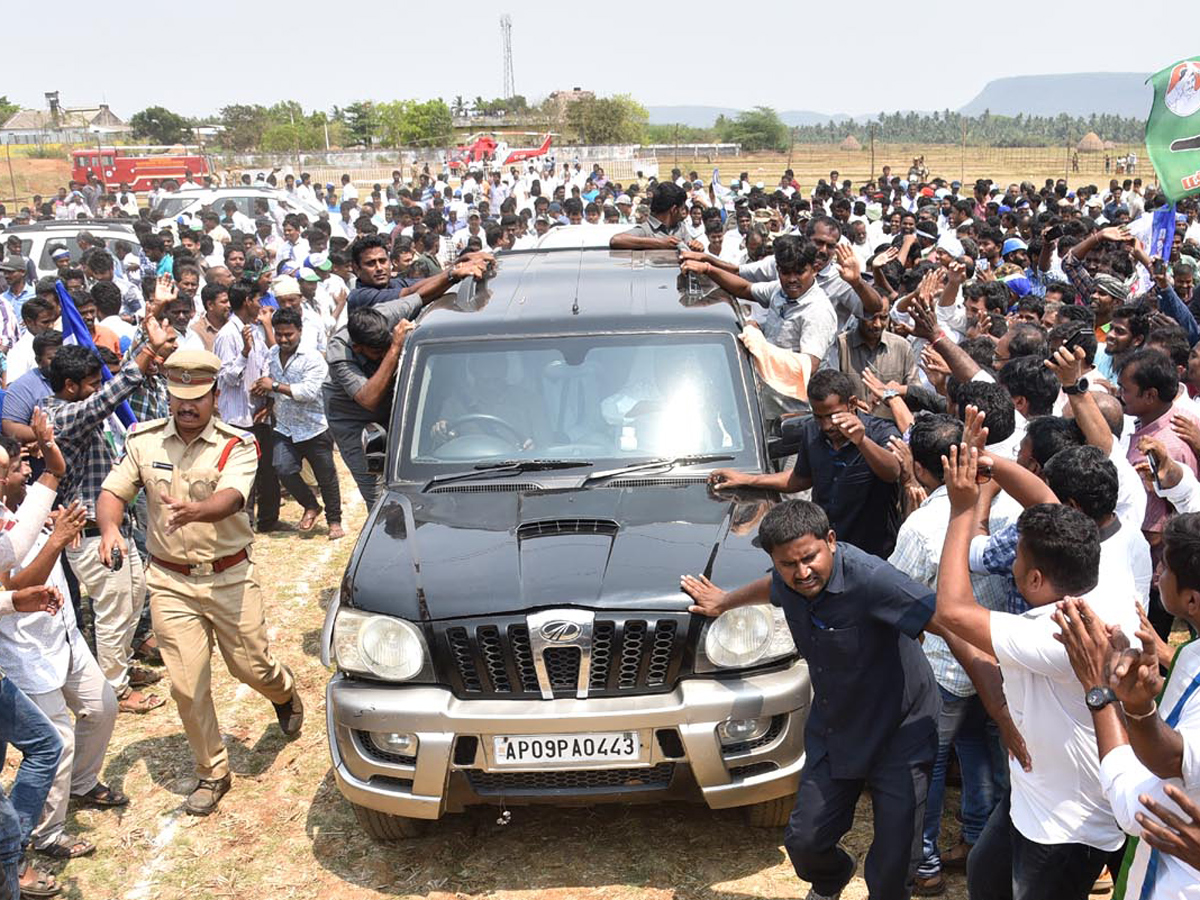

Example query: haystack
[839,135,862,151]
[1076,132,1104,152]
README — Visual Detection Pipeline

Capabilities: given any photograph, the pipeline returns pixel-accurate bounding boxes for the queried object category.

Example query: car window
[207,195,252,217]
[400,333,752,471]
[154,196,192,218]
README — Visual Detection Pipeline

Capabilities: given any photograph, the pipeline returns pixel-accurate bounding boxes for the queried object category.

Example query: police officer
[682,499,940,900]
[95,350,303,817]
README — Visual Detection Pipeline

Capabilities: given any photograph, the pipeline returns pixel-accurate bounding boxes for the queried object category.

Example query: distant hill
[647,74,1150,129]
[957,73,1152,118]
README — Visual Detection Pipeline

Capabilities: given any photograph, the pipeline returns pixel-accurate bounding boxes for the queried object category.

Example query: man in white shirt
[338,174,358,205]
[933,444,1141,900]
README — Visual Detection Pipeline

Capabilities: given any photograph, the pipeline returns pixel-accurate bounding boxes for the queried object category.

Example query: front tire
[351,802,429,841]
[742,795,792,828]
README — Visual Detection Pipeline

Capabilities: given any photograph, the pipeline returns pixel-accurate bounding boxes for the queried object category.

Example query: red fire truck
[70,146,212,192]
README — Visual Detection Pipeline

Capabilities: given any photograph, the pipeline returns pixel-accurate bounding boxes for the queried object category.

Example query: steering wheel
[445,414,526,447]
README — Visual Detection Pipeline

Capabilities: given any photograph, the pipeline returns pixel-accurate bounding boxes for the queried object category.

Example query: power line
[500,14,515,100]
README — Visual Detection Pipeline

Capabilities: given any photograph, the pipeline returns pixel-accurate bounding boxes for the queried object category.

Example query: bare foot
[327,524,345,541]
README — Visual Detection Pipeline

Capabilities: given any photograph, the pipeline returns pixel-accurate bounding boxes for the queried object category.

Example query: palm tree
[452,95,466,118]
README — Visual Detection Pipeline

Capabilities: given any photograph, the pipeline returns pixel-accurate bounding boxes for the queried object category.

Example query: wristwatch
[1063,377,1089,396]
[880,389,901,402]
[1085,685,1117,710]
[271,380,280,393]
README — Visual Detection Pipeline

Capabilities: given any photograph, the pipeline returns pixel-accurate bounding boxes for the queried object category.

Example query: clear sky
[7,0,1192,119]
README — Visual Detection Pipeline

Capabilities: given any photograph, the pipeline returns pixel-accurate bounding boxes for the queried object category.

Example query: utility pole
[674,123,679,171]
[786,126,796,172]
[500,15,515,100]
[960,118,967,185]
[870,124,876,181]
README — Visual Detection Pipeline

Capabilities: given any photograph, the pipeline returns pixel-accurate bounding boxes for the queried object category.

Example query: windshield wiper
[581,454,734,486]
[423,459,592,491]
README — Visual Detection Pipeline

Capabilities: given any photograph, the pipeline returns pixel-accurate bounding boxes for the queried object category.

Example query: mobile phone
[1152,258,1166,276]
[109,546,123,572]
[1044,225,1063,242]
[1145,449,1162,492]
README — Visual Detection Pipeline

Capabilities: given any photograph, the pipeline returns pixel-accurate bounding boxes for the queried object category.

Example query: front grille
[434,612,692,699]
[607,475,709,488]
[729,761,778,781]
[467,763,675,795]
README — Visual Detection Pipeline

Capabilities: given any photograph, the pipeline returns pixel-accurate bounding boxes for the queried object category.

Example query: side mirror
[362,424,387,474]
[768,413,810,461]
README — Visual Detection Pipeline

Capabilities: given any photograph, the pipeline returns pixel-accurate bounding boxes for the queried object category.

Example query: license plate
[492,731,640,768]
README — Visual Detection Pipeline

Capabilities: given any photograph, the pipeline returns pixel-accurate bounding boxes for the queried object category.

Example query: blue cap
[1003,275,1033,297]
[1002,237,1028,256]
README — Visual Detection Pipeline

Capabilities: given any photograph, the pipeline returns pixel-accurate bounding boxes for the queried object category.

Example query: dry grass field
[0,141,1152,210]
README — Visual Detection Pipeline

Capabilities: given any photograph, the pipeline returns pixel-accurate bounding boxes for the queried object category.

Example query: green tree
[376,99,453,147]
[343,101,377,146]
[0,96,19,124]
[567,94,647,144]
[218,104,270,151]
[129,105,191,144]
[717,107,788,152]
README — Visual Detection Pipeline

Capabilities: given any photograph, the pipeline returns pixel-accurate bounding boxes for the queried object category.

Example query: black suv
[321,246,811,839]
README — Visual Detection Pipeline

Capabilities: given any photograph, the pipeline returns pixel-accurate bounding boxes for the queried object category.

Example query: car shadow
[305,769,791,899]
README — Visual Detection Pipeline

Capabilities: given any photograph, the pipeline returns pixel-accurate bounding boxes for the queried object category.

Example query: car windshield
[153,196,192,218]
[398,333,756,476]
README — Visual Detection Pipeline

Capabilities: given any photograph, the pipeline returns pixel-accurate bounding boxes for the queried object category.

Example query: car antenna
[571,249,582,315]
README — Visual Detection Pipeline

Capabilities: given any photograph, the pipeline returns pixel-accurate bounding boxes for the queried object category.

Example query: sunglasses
[975,464,993,485]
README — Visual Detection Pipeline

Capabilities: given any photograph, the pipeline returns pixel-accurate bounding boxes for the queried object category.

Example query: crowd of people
[0,155,1196,899]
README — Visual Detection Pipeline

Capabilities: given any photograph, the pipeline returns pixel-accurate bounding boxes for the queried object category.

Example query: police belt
[150,549,249,577]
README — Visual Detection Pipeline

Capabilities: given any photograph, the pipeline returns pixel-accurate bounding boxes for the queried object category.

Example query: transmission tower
[500,14,515,99]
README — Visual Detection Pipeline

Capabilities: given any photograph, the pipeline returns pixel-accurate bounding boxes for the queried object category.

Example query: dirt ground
[0,462,988,900]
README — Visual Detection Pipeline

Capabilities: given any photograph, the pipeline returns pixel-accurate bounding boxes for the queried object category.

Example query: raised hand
[1045,345,1086,387]
[831,411,865,446]
[50,501,87,550]
[1050,596,1113,690]
[391,318,415,349]
[144,311,177,358]
[909,297,940,342]
[30,408,65,477]
[961,404,990,451]
[834,243,861,285]
[942,443,982,514]
[1170,413,1200,455]
[886,435,915,484]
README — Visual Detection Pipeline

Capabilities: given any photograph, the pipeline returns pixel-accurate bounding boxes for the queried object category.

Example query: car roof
[3,219,136,234]
[414,247,743,341]
[530,223,627,249]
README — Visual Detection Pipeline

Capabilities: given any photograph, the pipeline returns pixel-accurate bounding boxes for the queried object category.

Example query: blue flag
[1149,201,1178,261]
[54,281,137,428]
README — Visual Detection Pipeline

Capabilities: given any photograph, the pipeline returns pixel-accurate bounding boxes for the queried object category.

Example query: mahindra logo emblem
[539,620,582,643]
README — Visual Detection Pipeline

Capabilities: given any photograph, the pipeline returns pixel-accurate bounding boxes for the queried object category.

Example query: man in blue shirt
[1,332,61,449]
[0,255,35,320]
[683,500,940,900]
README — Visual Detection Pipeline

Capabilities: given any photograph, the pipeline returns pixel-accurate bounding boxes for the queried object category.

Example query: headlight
[702,605,796,670]
[333,608,427,681]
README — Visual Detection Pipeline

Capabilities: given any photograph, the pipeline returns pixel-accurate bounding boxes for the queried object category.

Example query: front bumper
[327,661,810,820]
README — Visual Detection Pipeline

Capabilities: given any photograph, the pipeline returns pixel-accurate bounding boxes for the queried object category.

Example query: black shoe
[184,775,231,816]
[273,680,304,737]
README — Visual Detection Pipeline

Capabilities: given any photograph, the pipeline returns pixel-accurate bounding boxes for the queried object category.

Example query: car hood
[345,483,776,621]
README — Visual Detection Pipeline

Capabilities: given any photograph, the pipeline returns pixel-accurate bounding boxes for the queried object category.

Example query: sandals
[17,861,60,898]
[70,782,129,809]
[298,506,323,532]
[118,689,165,715]
[36,833,95,859]
[128,665,162,688]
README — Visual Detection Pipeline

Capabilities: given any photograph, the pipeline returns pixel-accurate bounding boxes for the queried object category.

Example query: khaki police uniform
[101,351,294,781]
